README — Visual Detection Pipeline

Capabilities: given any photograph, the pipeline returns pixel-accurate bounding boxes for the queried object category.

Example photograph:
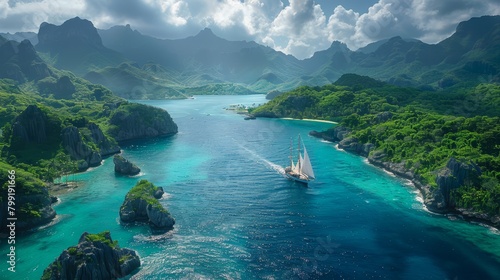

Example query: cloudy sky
[1,0,499,59]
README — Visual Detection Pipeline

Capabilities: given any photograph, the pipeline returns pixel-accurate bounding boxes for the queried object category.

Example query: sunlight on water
[2,95,500,279]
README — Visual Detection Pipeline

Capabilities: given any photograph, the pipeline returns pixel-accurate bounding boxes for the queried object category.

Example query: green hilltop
[0,34,178,232]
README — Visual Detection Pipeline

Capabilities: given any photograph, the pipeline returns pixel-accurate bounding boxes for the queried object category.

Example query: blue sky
[1,0,499,59]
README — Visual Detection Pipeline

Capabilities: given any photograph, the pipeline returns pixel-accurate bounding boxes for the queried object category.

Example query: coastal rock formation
[309,126,350,142]
[338,137,375,157]
[120,180,174,233]
[41,231,140,280]
[61,126,102,170]
[427,157,482,211]
[61,123,120,171]
[16,186,57,231]
[109,103,178,142]
[113,154,140,176]
[12,105,48,144]
[0,165,56,233]
[310,126,499,227]
[310,126,377,158]
[87,122,120,156]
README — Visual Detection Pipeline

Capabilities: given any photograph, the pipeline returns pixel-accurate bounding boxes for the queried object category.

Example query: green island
[41,231,140,280]
[1,7,499,280]
[252,74,500,222]
[0,36,178,232]
[119,179,175,233]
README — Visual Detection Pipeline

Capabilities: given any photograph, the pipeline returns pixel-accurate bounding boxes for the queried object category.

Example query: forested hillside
[252,74,500,217]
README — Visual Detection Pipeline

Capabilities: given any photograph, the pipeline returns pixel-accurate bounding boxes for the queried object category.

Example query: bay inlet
[1,95,500,279]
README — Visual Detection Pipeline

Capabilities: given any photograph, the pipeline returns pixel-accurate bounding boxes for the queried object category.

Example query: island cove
[0,13,499,279]
[2,95,500,279]
[251,74,500,229]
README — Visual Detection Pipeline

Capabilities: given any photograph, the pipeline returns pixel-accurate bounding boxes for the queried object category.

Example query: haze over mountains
[1,15,499,99]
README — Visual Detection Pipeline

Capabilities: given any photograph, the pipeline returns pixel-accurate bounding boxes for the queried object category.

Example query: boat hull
[285,171,311,185]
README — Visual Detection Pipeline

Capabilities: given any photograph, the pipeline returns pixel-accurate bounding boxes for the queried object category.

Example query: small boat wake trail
[235,141,285,176]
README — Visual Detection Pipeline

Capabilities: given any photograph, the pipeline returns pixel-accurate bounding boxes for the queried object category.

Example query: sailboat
[285,134,315,184]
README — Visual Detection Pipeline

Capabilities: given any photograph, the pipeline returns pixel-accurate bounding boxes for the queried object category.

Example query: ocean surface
[2,95,500,279]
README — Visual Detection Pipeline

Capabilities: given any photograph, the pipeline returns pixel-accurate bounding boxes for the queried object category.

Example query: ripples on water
[2,96,500,279]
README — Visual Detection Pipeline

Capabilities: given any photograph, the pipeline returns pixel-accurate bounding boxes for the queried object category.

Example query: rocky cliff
[61,122,120,171]
[41,231,140,280]
[310,126,500,228]
[61,126,102,170]
[109,103,178,142]
[430,158,482,211]
[120,180,175,233]
[0,39,52,82]
[113,154,140,176]
[87,122,120,156]
[12,105,49,144]
[36,17,125,75]
[0,163,56,233]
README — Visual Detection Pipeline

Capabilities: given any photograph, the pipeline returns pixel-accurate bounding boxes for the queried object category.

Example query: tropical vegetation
[252,74,500,215]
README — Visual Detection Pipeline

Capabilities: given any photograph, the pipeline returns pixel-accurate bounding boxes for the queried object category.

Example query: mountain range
[1,15,500,99]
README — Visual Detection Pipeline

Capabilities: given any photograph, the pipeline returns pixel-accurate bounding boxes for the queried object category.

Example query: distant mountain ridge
[36,17,126,75]
[20,15,500,99]
[98,24,304,91]
[0,36,53,82]
[0,32,38,45]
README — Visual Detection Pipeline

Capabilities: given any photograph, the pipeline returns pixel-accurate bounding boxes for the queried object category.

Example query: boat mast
[289,137,293,167]
[297,134,302,172]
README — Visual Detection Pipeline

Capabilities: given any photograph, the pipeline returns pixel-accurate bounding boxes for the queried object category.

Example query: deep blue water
[2,95,500,279]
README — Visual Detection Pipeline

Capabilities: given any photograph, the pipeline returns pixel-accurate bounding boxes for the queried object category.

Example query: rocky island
[41,231,140,280]
[113,154,141,176]
[120,180,175,233]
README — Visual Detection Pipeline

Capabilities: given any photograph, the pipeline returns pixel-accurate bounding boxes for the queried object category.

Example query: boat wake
[236,142,286,176]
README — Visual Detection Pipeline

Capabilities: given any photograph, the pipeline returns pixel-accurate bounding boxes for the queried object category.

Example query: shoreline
[281,117,338,124]
[310,129,500,231]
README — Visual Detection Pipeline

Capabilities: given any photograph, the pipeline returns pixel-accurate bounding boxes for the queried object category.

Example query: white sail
[285,134,315,184]
[292,158,300,173]
[301,146,315,179]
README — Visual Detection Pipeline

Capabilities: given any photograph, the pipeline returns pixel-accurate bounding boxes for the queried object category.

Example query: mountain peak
[37,17,103,51]
[196,28,216,38]
[329,41,350,53]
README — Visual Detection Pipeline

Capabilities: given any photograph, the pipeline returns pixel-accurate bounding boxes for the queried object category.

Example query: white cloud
[327,6,359,44]
[270,0,330,58]
[0,0,499,59]
[327,0,500,50]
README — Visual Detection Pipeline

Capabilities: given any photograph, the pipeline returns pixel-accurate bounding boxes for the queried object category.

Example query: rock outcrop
[53,76,76,99]
[0,166,56,233]
[109,103,178,142]
[12,105,48,144]
[36,17,125,75]
[15,186,57,231]
[41,231,140,280]
[310,126,499,228]
[338,137,375,157]
[87,122,120,156]
[427,158,481,211]
[61,123,120,171]
[309,125,350,142]
[120,180,174,233]
[0,38,52,82]
[113,154,140,176]
[61,126,102,170]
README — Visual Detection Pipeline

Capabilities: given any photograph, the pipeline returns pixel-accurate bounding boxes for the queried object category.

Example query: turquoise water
[2,95,500,279]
